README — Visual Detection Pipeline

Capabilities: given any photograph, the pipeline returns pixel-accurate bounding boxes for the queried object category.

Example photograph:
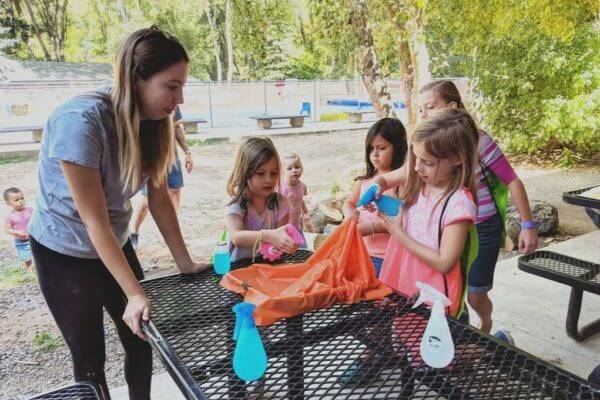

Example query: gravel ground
[1,129,598,399]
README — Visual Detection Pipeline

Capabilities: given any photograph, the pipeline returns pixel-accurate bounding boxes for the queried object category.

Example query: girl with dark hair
[342,118,408,276]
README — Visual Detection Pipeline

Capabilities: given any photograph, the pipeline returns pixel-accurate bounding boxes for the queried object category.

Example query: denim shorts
[468,212,502,294]
[15,239,32,262]
[141,158,184,196]
[371,256,383,278]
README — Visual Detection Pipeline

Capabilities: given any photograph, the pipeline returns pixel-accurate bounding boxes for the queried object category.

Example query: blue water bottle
[356,183,402,216]
[213,241,231,275]
[232,302,268,381]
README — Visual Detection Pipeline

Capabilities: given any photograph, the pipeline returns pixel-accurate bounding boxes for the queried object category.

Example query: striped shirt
[475,131,517,224]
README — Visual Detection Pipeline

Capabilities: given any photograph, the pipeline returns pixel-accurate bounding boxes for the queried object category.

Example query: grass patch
[0,155,37,165]
[187,137,229,147]
[34,331,62,351]
[0,261,37,288]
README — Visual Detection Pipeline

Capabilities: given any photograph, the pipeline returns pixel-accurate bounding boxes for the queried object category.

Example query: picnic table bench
[347,109,376,123]
[178,117,207,134]
[249,114,307,129]
[28,381,106,400]
[0,124,44,142]
[518,251,600,341]
[140,250,600,399]
[564,185,600,228]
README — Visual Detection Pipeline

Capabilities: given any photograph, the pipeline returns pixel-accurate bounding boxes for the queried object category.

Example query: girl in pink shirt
[342,118,408,277]
[379,108,478,318]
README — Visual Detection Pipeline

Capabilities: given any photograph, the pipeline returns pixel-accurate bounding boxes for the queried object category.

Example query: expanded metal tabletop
[28,381,106,400]
[563,186,600,211]
[141,250,600,399]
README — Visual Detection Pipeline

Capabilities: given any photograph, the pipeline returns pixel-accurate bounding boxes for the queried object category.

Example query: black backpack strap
[437,190,457,315]
[438,191,457,247]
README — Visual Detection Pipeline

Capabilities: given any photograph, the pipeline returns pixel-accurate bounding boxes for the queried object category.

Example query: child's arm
[227,214,296,254]
[342,182,362,220]
[4,221,28,239]
[383,214,470,273]
[302,184,309,215]
[343,182,389,236]
[372,165,407,196]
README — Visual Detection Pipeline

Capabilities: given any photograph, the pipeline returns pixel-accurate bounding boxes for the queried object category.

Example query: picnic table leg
[349,113,363,123]
[565,287,600,341]
[257,119,272,129]
[286,316,304,400]
[290,117,304,128]
[32,129,43,143]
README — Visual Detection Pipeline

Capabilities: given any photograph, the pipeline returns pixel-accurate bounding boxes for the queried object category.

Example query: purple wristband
[521,220,536,230]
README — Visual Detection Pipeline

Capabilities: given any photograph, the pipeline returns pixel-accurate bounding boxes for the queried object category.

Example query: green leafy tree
[427,0,600,159]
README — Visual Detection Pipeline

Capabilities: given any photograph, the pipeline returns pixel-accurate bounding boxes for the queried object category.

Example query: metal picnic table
[141,250,600,399]
[28,381,106,400]
[517,185,600,342]
[563,185,600,228]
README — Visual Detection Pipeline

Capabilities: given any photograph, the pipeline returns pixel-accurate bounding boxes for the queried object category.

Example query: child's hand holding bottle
[265,226,298,254]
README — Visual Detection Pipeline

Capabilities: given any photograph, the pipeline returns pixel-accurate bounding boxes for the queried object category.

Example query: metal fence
[0,78,469,128]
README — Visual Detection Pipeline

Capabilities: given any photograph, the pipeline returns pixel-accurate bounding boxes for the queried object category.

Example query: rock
[323,224,338,236]
[305,203,343,233]
[505,199,559,241]
[313,234,328,250]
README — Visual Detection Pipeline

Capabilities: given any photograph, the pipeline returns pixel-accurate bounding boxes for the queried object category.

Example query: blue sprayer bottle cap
[356,184,402,216]
[232,302,268,381]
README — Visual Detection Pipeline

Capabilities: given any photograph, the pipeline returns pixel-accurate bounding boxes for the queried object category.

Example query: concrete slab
[110,372,185,400]
[489,230,600,379]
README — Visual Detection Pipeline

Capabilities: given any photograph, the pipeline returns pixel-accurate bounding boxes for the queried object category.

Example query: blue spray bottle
[232,302,268,381]
[356,184,402,216]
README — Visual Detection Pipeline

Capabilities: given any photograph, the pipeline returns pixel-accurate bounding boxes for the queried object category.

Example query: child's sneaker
[493,330,514,345]
[130,232,139,250]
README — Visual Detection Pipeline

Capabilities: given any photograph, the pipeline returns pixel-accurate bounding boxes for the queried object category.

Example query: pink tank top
[358,179,394,258]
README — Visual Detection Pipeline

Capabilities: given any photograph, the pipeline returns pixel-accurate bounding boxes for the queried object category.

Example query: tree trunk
[56,0,68,61]
[394,0,430,131]
[117,0,129,22]
[345,0,395,119]
[204,3,223,82]
[225,0,234,83]
[22,0,52,60]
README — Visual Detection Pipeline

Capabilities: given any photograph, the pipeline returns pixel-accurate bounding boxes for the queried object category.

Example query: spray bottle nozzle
[412,281,452,310]
[233,302,256,340]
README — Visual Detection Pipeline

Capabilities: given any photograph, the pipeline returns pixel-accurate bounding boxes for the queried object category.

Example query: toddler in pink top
[4,187,33,268]
[280,153,309,247]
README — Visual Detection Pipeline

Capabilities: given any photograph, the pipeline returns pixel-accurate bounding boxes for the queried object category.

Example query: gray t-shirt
[29,87,149,258]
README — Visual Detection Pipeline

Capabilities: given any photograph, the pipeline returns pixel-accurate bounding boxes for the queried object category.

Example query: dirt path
[1,129,598,399]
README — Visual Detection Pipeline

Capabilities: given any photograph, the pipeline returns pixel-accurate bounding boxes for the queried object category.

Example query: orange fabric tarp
[220,219,392,326]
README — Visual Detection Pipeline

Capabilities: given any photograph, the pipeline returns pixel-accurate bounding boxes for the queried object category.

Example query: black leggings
[30,238,152,400]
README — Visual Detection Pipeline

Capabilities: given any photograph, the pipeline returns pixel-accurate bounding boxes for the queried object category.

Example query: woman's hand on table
[123,293,151,340]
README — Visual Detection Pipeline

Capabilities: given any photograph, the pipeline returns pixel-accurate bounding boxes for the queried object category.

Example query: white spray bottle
[412,281,455,368]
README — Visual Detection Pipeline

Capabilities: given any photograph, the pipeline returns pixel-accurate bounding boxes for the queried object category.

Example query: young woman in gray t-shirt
[28,26,207,398]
